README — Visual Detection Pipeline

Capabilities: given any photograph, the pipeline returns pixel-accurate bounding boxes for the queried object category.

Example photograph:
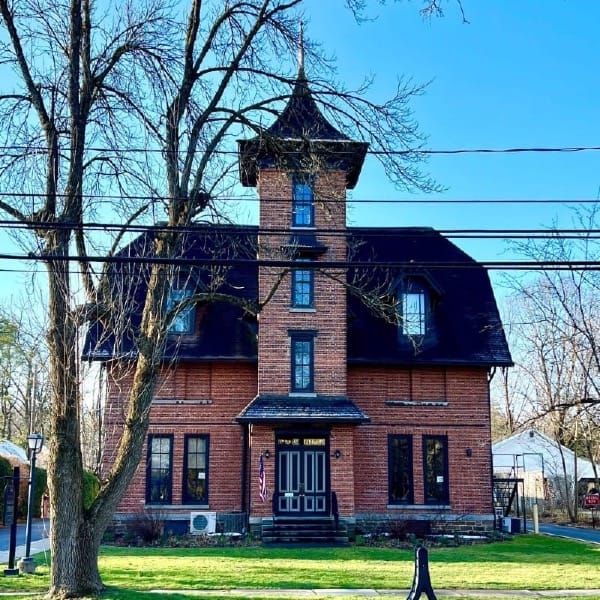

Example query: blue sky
[303,0,600,264]
[2,1,600,297]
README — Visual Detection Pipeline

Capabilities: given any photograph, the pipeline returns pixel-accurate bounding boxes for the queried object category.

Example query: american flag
[259,452,267,503]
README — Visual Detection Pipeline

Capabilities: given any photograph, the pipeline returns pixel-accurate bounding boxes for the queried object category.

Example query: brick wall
[348,365,493,516]
[257,168,348,397]
[104,361,257,515]
[104,361,494,528]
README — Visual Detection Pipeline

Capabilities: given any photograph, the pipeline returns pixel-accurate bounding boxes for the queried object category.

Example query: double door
[276,435,329,516]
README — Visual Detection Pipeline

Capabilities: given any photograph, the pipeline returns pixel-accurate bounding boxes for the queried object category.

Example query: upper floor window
[290,330,316,393]
[396,278,434,338]
[291,262,314,308]
[292,174,314,227]
[167,274,196,334]
[402,289,426,336]
[183,435,209,504]
[423,435,449,505]
[146,434,173,504]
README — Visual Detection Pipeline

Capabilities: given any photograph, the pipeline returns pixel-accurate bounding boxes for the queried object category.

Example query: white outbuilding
[492,428,600,510]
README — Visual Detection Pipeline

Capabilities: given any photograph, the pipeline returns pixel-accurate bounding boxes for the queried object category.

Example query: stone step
[262,517,349,546]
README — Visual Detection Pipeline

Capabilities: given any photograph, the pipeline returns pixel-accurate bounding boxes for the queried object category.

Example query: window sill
[385,400,448,407]
[145,504,210,510]
[387,504,452,510]
[290,307,316,313]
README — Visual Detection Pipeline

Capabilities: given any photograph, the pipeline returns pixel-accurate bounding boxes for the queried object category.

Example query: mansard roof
[82,225,512,368]
[238,69,368,189]
[346,227,512,367]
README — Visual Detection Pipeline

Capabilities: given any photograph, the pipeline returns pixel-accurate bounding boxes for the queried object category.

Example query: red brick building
[86,67,512,540]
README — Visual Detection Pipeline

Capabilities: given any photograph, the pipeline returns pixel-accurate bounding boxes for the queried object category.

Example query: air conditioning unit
[502,517,521,534]
[190,511,216,535]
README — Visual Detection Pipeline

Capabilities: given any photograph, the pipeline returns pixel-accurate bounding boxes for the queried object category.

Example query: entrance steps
[261,517,349,546]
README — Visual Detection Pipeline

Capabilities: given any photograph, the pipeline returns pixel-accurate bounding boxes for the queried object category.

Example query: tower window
[292,174,314,227]
[291,263,314,308]
[290,331,316,393]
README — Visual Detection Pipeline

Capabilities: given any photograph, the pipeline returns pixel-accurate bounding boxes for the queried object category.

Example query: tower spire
[298,21,305,75]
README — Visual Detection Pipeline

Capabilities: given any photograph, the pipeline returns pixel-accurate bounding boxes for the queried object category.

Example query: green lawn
[1,535,599,599]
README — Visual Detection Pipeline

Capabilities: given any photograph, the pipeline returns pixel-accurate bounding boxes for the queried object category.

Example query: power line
[2,219,600,240]
[2,251,600,271]
[0,190,599,205]
[1,144,600,156]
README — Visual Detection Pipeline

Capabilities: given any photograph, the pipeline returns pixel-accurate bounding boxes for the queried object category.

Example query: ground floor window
[388,434,414,504]
[183,435,209,504]
[146,434,173,504]
[423,435,449,504]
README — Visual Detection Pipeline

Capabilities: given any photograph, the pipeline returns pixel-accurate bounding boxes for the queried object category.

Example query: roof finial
[298,21,305,74]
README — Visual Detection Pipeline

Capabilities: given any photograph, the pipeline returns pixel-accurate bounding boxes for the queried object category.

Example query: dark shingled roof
[83,224,511,368]
[346,227,512,366]
[237,395,369,424]
[238,69,368,188]
[82,226,259,362]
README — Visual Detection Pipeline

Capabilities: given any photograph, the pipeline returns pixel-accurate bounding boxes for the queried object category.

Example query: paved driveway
[539,522,600,544]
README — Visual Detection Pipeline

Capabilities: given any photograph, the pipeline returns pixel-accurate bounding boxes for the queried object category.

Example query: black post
[24,448,38,559]
[406,544,437,600]
[3,466,20,576]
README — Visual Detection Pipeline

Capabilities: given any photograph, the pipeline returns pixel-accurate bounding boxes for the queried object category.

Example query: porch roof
[236,394,369,424]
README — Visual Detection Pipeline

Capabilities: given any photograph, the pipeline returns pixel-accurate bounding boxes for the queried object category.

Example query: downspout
[241,423,248,514]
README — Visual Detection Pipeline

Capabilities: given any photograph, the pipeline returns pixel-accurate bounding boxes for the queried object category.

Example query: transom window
[146,435,173,504]
[388,435,414,505]
[292,174,314,227]
[291,262,314,308]
[423,435,449,505]
[183,435,209,504]
[290,331,316,393]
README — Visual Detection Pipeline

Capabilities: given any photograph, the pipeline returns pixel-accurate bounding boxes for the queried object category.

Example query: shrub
[83,470,99,509]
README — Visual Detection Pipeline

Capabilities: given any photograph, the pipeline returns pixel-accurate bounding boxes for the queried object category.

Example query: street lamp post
[18,433,44,574]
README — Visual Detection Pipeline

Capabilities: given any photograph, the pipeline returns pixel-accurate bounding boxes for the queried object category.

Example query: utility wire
[1,251,599,272]
[1,144,600,156]
[0,191,598,204]
[1,219,599,240]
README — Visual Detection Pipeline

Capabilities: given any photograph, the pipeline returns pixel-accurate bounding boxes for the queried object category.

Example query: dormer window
[292,174,314,227]
[167,274,196,334]
[395,276,438,343]
[401,286,427,336]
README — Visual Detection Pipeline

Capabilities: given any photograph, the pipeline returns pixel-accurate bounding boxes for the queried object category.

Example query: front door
[275,435,329,516]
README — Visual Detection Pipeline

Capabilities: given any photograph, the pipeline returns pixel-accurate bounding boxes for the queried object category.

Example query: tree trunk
[48,519,104,597]
[44,253,100,597]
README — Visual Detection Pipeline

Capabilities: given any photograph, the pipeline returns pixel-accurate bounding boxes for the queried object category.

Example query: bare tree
[500,206,600,519]
[0,300,49,443]
[0,1,441,595]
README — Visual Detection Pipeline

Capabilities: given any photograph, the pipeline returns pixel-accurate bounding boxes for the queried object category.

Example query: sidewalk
[146,589,600,598]
[0,536,51,567]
